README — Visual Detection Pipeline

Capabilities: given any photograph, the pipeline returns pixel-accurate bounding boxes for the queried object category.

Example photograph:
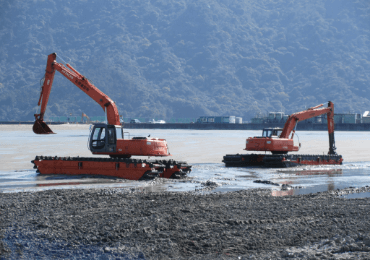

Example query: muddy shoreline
[1,187,370,259]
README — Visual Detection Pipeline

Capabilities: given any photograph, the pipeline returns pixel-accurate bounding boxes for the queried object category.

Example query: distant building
[363,111,370,123]
[196,116,239,124]
[250,112,363,124]
[251,112,286,124]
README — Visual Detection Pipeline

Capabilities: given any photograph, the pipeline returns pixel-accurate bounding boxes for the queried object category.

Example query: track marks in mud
[1,188,370,259]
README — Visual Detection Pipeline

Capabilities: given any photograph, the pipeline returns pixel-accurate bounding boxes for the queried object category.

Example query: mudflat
[2,124,370,258]
[1,187,370,259]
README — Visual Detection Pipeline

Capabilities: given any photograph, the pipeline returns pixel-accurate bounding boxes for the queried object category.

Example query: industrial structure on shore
[196,116,242,124]
[251,111,365,125]
[195,112,366,125]
[43,111,369,126]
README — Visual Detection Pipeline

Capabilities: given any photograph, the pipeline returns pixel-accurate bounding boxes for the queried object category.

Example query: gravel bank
[1,187,370,259]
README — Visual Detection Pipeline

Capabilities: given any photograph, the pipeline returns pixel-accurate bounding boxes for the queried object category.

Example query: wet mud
[1,186,370,259]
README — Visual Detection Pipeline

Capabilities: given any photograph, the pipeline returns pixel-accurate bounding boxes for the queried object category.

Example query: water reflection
[34,173,172,193]
[280,169,343,176]
[271,169,343,196]
[2,163,370,196]
[37,182,84,187]
[271,189,294,196]
[343,192,370,199]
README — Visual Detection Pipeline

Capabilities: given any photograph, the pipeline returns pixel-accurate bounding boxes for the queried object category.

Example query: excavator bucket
[33,119,55,134]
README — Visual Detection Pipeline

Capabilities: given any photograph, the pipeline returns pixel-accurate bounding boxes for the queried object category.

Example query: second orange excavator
[32,53,191,179]
[223,101,343,167]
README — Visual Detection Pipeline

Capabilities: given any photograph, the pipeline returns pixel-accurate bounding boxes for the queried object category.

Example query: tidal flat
[1,186,370,259]
[1,125,370,259]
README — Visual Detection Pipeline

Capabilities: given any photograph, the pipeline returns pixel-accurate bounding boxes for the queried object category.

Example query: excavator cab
[261,128,283,138]
[89,124,118,153]
[246,127,297,153]
[89,124,170,158]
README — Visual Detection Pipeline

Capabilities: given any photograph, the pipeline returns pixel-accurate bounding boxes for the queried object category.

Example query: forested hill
[1,0,369,121]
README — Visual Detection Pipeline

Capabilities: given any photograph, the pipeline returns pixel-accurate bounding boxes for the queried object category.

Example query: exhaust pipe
[33,119,55,134]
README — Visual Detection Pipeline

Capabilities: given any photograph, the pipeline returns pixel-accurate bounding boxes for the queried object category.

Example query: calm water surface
[1,125,370,196]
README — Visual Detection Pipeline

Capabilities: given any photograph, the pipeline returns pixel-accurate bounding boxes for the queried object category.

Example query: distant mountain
[0,0,369,121]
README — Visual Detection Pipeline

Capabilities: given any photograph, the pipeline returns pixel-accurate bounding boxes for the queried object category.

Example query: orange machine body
[92,138,170,157]
[246,137,299,153]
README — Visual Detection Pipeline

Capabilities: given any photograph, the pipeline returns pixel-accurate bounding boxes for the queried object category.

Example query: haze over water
[1,124,370,195]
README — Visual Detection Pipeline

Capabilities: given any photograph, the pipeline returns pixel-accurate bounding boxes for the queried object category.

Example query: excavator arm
[280,101,336,154]
[34,53,120,134]
[246,101,337,155]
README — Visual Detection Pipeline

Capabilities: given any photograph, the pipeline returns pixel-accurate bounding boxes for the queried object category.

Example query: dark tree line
[0,0,369,121]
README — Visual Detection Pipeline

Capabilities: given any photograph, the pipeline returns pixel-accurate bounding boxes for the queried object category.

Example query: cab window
[92,127,106,148]
[108,127,116,144]
[262,130,272,137]
[274,130,282,137]
[115,127,122,139]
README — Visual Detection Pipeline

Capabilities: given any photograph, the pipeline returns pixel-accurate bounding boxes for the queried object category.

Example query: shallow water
[1,125,370,195]
[343,192,370,199]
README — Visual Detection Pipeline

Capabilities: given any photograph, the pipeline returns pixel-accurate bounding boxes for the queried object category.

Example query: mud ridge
[1,187,370,259]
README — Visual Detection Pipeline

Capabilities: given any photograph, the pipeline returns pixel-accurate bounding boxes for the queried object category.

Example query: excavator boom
[280,102,334,139]
[34,53,120,134]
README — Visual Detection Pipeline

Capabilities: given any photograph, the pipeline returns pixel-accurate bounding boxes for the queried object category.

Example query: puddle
[342,192,370,199]
[279,169,343,176]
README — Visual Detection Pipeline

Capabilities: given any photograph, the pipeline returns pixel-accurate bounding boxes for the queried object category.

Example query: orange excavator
[223,101,343,167]
[32,53,191,179]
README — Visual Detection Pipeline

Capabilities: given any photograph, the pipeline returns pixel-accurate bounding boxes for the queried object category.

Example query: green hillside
[0,0,369,121]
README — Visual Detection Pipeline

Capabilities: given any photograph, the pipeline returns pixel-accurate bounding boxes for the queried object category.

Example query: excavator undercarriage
[32,156,191,180]
[223,153,343,168]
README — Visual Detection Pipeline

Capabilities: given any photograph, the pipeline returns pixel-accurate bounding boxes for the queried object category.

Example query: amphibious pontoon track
[223,153,343,168]
[32,156,191,180]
